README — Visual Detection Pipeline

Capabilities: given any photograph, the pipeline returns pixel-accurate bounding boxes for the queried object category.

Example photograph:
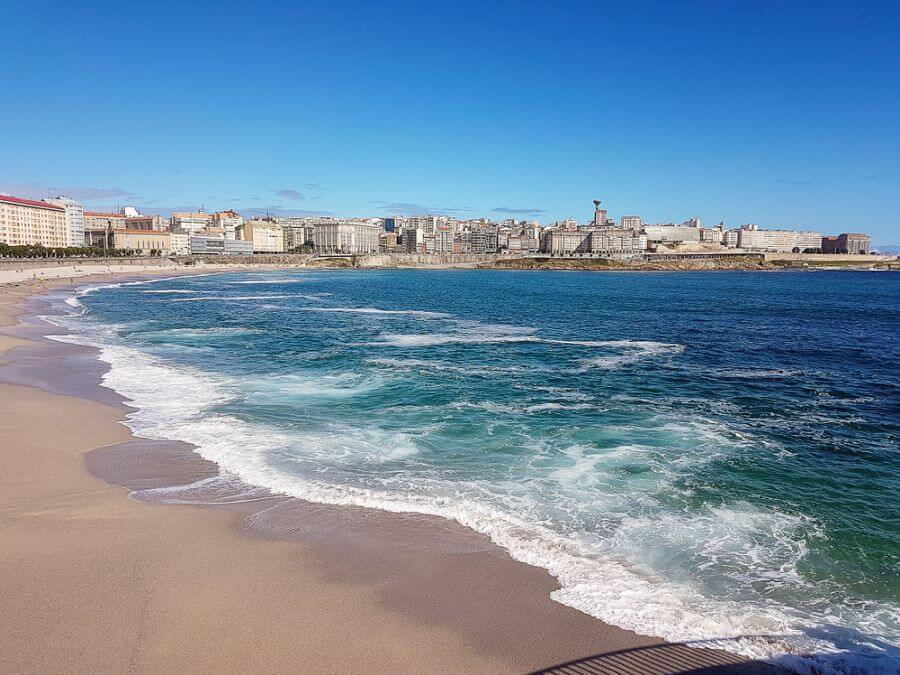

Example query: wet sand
[0,273,781,674]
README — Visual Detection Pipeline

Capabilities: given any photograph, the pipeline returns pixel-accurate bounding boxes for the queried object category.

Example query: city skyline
[3,1,899,244]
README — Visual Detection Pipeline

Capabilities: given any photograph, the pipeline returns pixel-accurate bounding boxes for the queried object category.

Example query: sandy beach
[0,270,780,674]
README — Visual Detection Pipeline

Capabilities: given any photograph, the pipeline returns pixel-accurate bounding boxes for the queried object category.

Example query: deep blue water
[60,270,899,672]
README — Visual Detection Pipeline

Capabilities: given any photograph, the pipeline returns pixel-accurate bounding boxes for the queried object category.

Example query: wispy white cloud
[775,179,812,186]
[273,188,305,201]
[0,181,140,201]
[242,206,336,217]
[492,206,546,216]
[373,200,474,215]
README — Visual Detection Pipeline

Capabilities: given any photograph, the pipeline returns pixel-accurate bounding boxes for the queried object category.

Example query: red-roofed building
[0,194,68,247]
[84,211,127,230]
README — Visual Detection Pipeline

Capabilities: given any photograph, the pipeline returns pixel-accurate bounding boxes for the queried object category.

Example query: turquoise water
[58,270,898,672]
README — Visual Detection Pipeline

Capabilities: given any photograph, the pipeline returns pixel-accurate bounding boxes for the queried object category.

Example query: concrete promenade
[0,251,895,285]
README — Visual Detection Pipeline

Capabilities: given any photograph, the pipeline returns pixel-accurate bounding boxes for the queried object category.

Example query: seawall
[1,251,895,284]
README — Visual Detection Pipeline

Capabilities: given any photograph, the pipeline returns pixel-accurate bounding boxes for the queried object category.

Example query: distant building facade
[736,225,822,252]
[280,220,311,251]
[821,233,870,254]
[469,227,498,254]
[433,225,455,253]
[700,225,724,244]
[84,211,126,231]
[123,215,168,231]
[542,229,591,254]
[169,232,191,255]
[643,225,702,246]
[383,216,405,233]
[0,195,68,247]
[112,229,171,255]
[170,211,211,235]
[211,210,242,240]
[42,196,85,246]
[236,219,284,253]
[314,221,380,254]
[403,227,424,253]
[189,236,253,255]
[588,228,646,254]
[379,231,403,253]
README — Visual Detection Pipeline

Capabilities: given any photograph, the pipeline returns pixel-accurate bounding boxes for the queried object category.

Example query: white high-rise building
[236,219,284,253]
[433,225,455,253]
[170,211,212,235]
[736,226,822,252]
[313,221,380,254]
[211,210,243,240]
[404,215,448,235]
[42,195,85,246]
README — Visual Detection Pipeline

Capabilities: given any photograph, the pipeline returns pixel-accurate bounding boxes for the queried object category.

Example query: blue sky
[2,1,898,243]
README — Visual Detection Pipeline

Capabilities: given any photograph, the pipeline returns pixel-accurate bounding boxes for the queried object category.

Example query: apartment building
[42,196,85,246]
[403,227,424,253]
[0,195,68,247]
[542,229,591,254]
[169,232,191,255]
[433,225,455,253]
[313,221,380,254]
[211,210,243,240]
[737,226,822,252]
[170,211,212,235]
[589,228,646,254]
[236,219,284,253]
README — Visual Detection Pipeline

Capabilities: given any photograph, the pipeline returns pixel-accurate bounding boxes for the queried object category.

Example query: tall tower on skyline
[592,199,607,228]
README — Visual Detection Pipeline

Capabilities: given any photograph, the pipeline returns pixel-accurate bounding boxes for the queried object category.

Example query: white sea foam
[717,368,804,379]
[581,341,685,369]
[51,289,899,674]
[525,402,595,412]
[531,386,593,401]
[230,278,309,285]
[64,274,218,308]
[137,327,262,339]
[541,338,613,346]
[369,332,686,364]
[299,307,452,318]
[141,289,201,294]
[367,357,527,376]
[371,332,540,347]
[481,401,593,414]
[167,294,298,302]
[550,444,622,486]
[373,333,509,347]
[240,372,382,400]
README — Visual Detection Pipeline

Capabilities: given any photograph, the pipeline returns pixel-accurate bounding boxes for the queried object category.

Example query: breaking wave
[49,273,900,674]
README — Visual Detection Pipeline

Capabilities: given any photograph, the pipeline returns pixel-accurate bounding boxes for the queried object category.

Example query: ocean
[53,269,898,673]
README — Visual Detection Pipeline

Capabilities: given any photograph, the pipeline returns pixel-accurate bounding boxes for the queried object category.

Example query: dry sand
[0,272,780,674]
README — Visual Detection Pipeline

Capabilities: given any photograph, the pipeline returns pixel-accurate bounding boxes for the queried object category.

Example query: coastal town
[0,193,879,261]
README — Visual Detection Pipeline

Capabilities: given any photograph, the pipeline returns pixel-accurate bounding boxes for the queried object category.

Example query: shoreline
[0,271,782,673]
[0,251,895,287]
